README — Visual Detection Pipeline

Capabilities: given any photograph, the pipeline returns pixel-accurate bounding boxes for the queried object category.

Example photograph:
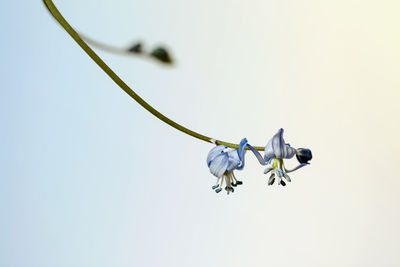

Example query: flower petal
[264,138,275,159]
[268,173,275,185]
[271,128,286,158]
[265,128,296,159]
[207,145,226,167]
[227,148,241,172]
[237,138,248,162]
[209,153,229,177]
[283,172,291,182]
[236,138,248,170]
[282,144,297,159]
[264,167,274,174]
[247,144,267,166]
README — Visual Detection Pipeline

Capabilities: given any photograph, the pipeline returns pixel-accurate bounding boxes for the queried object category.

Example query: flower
[245,128,312,186]
[207,138,249,194]
[206,129,312,192]
[262,128,312,186]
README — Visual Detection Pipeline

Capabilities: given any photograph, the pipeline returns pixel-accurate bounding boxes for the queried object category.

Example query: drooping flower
[264,128,312,186]
[207,138,249,194]
[246,128,312,186]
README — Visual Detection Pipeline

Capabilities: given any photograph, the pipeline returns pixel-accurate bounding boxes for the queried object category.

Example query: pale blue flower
[247,128,312,186]
[207,138,248,194]
[264,128,297,162]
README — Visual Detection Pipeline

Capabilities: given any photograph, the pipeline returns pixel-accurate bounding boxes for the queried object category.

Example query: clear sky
[1,0,400,266]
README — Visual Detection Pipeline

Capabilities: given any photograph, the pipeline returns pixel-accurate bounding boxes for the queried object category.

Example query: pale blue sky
[2,0,400,266]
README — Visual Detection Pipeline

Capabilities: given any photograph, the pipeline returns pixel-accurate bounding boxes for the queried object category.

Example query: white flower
[247,128,312,186]
[207,138,248,194]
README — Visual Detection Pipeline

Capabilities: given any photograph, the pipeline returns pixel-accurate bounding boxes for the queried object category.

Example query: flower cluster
[206,128,312,194]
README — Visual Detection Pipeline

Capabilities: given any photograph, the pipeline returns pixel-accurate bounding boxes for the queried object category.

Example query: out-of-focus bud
[150,47,173,64]
[127,42,143,53]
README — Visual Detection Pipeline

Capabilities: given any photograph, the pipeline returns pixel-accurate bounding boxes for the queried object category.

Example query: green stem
[78,33,131,55]
[42,0,264,151]
[78,33,159,63]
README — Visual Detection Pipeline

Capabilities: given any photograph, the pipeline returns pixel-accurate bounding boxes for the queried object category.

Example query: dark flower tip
[150,47,173,64]
[296,148,312,164]
[127,42,143,53]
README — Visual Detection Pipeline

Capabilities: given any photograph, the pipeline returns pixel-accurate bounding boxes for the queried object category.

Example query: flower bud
[127,42,143,53]
[296,148,312,164]
[150,47,173,64]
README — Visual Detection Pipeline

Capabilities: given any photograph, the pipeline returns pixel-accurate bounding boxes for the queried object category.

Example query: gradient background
[2,0,400,266]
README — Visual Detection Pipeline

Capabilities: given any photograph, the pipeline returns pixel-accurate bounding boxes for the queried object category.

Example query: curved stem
[42,0,264,151]
[78,33,131,55]
[78,33,154,62]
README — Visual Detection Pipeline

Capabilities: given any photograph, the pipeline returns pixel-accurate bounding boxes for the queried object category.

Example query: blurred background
[1,0,400,266]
